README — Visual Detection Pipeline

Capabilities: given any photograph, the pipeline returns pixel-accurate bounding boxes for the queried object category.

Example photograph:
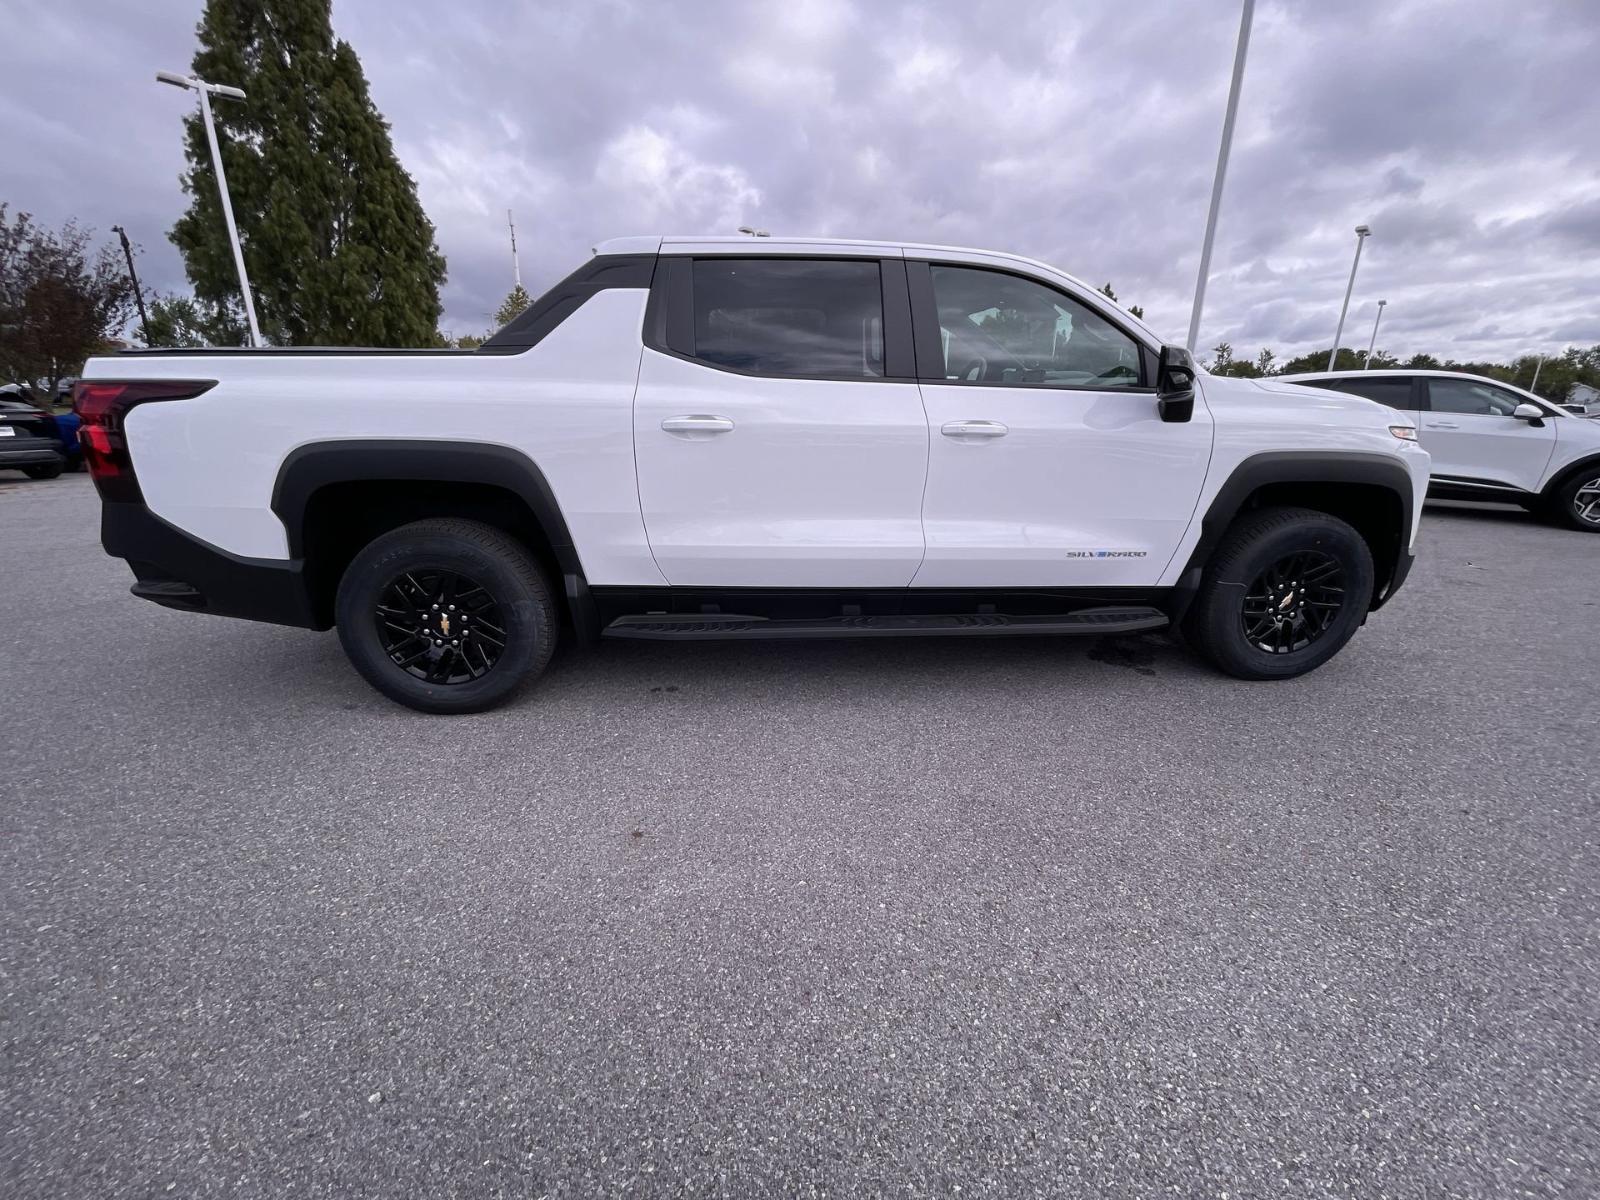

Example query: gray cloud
[4,0,1597,362]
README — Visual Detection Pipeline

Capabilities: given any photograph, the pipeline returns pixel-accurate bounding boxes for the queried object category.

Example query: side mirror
[1156,345,1196,423]
[1512,402,1545,426]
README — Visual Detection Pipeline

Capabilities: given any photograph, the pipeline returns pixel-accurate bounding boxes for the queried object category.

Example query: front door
[1420,377,1556,492]
[908,260,1213,588]
[632,255,929,587]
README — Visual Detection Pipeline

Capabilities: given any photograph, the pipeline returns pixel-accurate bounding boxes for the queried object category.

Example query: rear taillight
[73,380,214,502]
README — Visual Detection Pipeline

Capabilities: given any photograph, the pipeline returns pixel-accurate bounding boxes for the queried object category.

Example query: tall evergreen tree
[169,0,446,346]
[494,284,531,329]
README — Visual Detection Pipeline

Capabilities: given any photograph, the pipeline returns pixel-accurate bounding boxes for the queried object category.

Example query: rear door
[907,258,1212,587]
[1420,377,1556,492]
[632,254,929,587]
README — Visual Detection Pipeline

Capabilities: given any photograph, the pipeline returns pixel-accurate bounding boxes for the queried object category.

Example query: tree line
[1203,340,1600,406]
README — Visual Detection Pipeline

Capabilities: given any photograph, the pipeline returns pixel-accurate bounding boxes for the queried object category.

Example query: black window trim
[905,259,1157,393]
[642,253,920,385]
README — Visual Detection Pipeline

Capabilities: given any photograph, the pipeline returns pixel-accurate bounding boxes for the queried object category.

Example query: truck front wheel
[1184,506,1375,681]
[335,518,557,714]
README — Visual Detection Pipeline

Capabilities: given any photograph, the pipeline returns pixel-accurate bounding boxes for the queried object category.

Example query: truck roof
[598,235,1163,345]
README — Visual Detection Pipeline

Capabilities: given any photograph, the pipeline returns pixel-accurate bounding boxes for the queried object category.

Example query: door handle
[941,420,1008,439]
[1425,422,1460,430]
[661,414,735,436]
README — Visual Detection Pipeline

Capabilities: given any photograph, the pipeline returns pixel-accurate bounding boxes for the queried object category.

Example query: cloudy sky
[5,0,1598,361]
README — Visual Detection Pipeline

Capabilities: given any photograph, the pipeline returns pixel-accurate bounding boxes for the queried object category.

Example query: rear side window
[690,259,884,379]
[1312,376,1416,410]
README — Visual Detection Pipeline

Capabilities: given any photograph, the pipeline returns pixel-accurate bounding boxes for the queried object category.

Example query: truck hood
[1197,372,1412,429]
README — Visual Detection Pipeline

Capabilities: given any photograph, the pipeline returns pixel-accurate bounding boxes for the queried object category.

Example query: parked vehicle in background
[1281,369,1600,533]
[78,235,1428,712]
[1561,383,1600,416]
[0,393,67,479]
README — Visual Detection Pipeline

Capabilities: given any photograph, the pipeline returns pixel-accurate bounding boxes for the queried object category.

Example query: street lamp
[1327,223,1371,370]
[1186,0,1256,352]
[156,70,262,346]
[1362,299,1387,370]
[110,225,152,345]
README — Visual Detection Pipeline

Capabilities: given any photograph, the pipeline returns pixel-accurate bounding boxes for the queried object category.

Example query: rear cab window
[685,258,886,380]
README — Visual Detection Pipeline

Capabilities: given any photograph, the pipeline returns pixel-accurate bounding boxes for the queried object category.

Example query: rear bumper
[0,438,65,467]
[101,501,325,630]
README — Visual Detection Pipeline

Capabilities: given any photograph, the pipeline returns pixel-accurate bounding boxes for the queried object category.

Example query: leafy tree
[494,284,531,329]
[1209,342,1234,372]
[139,295,217,347]
[0,206,133,402]
[454,333,486,350]
[1129,304,1145,320]
[1255,348,1276,376]
[170,0,446,347]
[1277,347,1369,375]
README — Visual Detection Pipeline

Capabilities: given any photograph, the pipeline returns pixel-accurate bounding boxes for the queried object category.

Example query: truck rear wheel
[1184,506,1375,681]
[335,518,557,714]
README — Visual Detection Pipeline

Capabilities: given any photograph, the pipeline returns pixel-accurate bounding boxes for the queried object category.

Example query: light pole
[1362,299,1387,370]
[1327,224,1371,370]
[156,70,262,346]
[110,225,152,345]
[1187,0,1256,352]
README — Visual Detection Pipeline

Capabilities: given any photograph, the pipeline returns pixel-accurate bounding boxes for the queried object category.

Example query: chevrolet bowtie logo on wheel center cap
[440,613,451,636]
[1278,593,1296,611]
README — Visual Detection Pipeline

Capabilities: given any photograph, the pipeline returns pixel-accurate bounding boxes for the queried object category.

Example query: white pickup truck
[78,236,1429,713]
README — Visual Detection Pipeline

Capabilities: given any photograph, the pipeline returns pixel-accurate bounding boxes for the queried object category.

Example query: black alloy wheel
[1239,550,1345,655]
[374,568,507,685]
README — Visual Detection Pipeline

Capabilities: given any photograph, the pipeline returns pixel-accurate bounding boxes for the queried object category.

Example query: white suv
[1282,369,1600,532]
[77,236,1429,712]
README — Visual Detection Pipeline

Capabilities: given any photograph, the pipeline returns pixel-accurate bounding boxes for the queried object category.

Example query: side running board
[602,607,1168,641]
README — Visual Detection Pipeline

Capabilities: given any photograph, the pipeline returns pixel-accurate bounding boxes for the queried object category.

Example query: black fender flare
[1174,449,1416,614]
[270,439,599,641]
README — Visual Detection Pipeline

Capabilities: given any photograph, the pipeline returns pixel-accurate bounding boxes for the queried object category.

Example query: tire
[335,518,558,714]
[23,461,63,480]
[1184,506,1375,681]
[1552,469,1600,533]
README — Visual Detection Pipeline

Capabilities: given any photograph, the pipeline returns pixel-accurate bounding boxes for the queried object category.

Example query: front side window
[1314,376,1416,410]
[691,258,884,379]
[928,265,1143,388]
[1427,378,1525,416]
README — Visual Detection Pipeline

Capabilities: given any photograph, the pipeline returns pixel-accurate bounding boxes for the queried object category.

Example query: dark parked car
[0,393,67,479]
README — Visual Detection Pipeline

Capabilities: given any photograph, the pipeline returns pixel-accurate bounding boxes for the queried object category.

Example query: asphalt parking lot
[3,472,1598,1198]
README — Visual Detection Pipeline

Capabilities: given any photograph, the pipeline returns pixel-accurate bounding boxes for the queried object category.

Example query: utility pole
[1328,224,1371,370]
[110,225,152,345]
[156,70,262,346]
[1363,299,1387,369]
[1530,355,1544,395]
[508,209,522,289]
[1187,0,1255,352]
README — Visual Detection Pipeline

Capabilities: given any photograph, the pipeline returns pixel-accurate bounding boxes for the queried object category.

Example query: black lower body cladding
[101,500,323,629]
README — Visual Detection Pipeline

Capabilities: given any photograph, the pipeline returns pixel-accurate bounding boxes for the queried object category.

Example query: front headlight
[1389,425,1418,441]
